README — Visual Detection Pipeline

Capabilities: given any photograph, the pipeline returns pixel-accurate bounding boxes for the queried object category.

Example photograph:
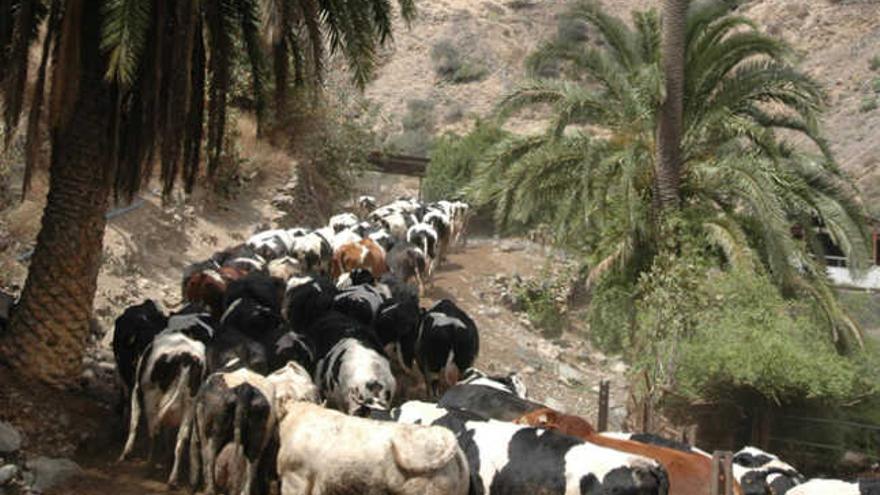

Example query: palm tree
[261,0,415,118]
[656,0,689,211]
[468,0,869,350]
[0,0,413,387]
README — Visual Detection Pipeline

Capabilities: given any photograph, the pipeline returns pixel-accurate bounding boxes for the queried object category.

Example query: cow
[386,242,428,295]
[182,265,227,318]
[189,365,276,495]
[788,479,880,495]
[113,300,169,403]
[247,229,296,261]
[224,272,285,317]
[164,307,218,345]
[334,267,376,290]
[213,244,267,275]
[599,432,711,458]
[276,401,469,495]
[268,330,315,374]
[267,256,301,282]
[733,446,805,495]
[289,232,333,276]
[310,312,396,415]
[377,211,413,240]
[368,228,395,253]
[407,223,438,275]
[268,361,320,412]
[331,238,389,279]
[417,299,479,398]
[119,332,206,487]
[282,276,337,334]
[515,408,733,495]
[393,401,670,495]
[424,208,452,261]
[329,212,359,233]
[357,195,378,216]
[439,383,546,422]
[459,367,528,399]
[331,283,387,327]
[206,328,270,375]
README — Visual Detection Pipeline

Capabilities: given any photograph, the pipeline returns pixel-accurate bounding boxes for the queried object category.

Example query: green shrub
[385,99,437,156]
[586,277,635,353]
[870,54,880,72]
[431,40,489,84]
[873,77,880,94]
[860,96,878,113]
[557,16,590,44]
[513,272,570,338]
[423,121,506,201]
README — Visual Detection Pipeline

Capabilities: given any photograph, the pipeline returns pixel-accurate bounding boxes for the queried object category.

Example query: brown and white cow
[331,238,388,280]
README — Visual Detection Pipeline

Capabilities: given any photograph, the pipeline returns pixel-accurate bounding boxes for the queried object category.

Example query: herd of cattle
[108,195,878,495]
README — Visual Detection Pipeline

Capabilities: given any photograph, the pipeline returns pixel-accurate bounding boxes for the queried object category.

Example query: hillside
[367,0,880,198]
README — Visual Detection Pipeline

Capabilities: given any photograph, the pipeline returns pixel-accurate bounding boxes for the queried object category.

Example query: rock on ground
[26,457,81,493]
[0,421,22,455]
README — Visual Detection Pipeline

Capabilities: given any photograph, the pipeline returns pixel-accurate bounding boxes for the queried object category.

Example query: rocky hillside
[368,0,880,201]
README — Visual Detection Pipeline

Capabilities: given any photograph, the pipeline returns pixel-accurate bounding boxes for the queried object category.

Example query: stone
[26,457,81,493]
[543,397,566,411]
[0,422,22,455]
[0,464,18,485]
[611,361,628,374]
[557,362,584,386]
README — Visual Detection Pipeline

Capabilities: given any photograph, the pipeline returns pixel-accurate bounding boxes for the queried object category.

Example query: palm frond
[101,0,152,85]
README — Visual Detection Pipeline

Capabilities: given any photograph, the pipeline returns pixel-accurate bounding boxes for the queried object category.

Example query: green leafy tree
[468,0,869,351]
[0,0,413,387]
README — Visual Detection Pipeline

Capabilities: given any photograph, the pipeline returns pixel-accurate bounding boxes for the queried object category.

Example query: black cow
[283,276,338,334]
[417,299,479,398]
[224,272,285,316]
[113,300,169,398]
[439,384,546,422]
[331,284,387,328]
[166,305,218,345]
[269,329,315,374]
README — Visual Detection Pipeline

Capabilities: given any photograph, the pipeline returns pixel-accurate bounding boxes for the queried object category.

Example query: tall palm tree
[0,0,413,387]
[468,0,869,350]
[656,0,689,211]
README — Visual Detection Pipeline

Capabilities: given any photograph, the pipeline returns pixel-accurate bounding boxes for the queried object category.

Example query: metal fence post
[597,380,610,432]
[710,451,734,495]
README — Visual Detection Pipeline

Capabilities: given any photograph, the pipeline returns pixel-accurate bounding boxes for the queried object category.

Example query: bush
[512,269,572,338]
[423,120,507,201]
[870,54,880,72]
[431,40,489,84]
[873,77,880,94]
[386,99,437,156]
[557,16,590,44]
[860,96,878,113]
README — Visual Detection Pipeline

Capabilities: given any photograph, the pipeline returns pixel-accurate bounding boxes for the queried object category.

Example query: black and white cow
[733,446,805,495]
[329,212,360,233]
[417,299,479,398]
[120,331,207,487]
[334,267,376,290]
[113,300,169,400]
[358,195,378,215]
[310,312,396,416]
[407,222,438,267]
[423,208,452,260]
[459,367,528,399]
[289,232,333,276]
[393,401,670,495]
[206,327,270,375]
[788,478,880,495]
[189,365,276,495]
[246,229,296,261]
[212,244,267,275]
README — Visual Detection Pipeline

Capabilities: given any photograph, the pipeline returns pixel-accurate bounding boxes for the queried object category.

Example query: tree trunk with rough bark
[0,0,113,388]
[655,0,688,212]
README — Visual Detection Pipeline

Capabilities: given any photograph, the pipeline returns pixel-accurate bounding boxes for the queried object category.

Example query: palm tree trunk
[655,0,689,212]
[0,0,113,388]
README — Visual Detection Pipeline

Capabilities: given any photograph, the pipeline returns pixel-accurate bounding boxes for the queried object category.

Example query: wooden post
[710,451,734,495]
[641,399,652,433]
[597,380,610,432]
